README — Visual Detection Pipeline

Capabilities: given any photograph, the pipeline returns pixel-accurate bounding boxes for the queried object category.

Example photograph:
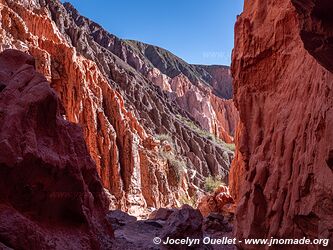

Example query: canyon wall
[230,0,333,248]
[0,49,113,249]
[0,0,237,214]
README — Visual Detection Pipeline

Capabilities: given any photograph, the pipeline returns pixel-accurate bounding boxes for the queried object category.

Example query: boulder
[148,208,175,221]
[160,205,203,241]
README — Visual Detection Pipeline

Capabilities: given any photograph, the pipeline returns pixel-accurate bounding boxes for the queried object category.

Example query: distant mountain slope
[194,64,233,100]
[124,40,233,100]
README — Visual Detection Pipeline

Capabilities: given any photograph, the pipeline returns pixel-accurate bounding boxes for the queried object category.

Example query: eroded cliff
[230,0,333,248]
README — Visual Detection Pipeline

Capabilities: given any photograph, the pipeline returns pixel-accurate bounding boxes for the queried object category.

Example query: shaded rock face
[0,49,112,249]
[109,206,207,250]
[291,0,333,73]
[230,0,333,247]
[194,65,233,100]
[0,0,237,213]
[203,213,233,235]
[148,208,175,221]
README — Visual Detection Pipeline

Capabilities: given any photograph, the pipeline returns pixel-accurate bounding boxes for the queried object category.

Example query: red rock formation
[195,65,233,100]
[59,1,238,198]
[102,39,238,143]
[230,0,333,247]
[197,185,234,217]
[210,96,238,143]
[169,73,236,143]
[0,49,113,249]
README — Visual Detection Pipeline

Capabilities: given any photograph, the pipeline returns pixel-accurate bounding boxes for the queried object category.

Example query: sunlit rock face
[230,0,333,247]
[0,49,113,249]
[0,0,237,213]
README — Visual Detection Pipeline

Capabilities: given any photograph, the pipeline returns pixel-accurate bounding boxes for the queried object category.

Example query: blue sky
[61,0,243,66]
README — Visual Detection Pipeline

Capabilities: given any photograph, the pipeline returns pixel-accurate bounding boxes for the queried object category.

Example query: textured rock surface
[160,205,203,243]
[203,213,233,235]
[123,40,238,142]
[291,0,333,73]
[194,65,233,100]
[0,49,112,249]
[148,208,175,221]
[198,185,234,217]
[0,0,237,213]
[230,0,333,247]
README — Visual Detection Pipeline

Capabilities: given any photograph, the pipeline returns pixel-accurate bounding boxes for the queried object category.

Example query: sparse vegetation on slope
[176,114,235,152]
[204,176,225,193]
[155,133,173,144]
[179,194,197,208]
[156,133,186,186]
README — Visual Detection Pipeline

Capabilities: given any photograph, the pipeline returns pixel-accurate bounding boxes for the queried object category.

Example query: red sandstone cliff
[0,49,113,249]
[230,0,333,248]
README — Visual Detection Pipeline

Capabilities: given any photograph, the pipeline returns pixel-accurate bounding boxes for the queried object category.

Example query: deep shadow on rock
[0,49,113,249]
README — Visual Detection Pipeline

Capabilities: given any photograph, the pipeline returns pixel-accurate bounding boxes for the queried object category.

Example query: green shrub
[155,133,173,143]
[179,195,197,208]
[175,114,235,152]
[225,143,235,151]
[176,114,211,138]
[156,133,186,185]
[160,151,186,185]
[204,176,224,193]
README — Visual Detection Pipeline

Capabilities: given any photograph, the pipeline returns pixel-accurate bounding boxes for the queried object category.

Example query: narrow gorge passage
[0,0,332,249]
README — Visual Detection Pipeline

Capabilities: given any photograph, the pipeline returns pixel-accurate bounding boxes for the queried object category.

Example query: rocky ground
[110,206,235,250]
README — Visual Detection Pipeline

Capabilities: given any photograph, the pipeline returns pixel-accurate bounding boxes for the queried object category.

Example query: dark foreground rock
[0,49,113,249]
